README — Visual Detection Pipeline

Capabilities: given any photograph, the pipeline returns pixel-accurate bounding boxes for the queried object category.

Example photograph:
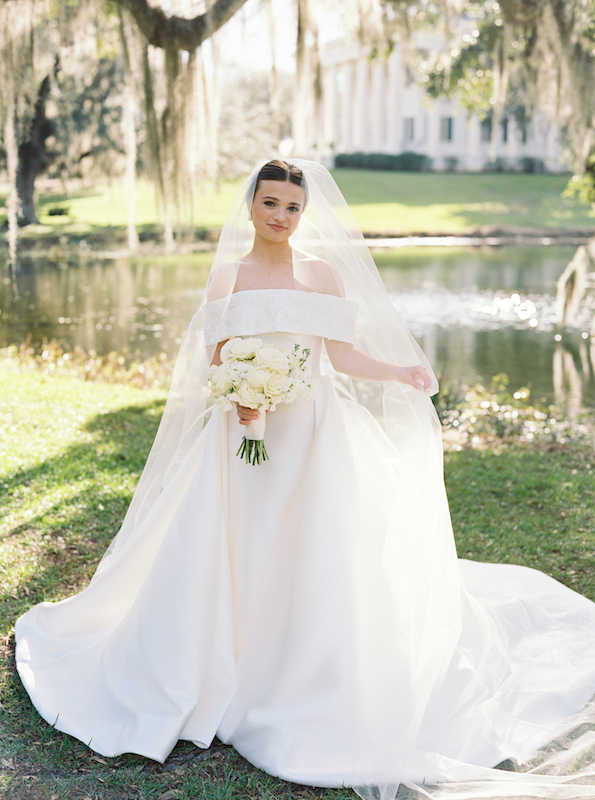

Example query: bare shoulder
[296,253,345,297]
[205,261,238,302]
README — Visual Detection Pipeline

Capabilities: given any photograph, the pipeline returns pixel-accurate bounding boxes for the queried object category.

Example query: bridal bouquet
[208,338,317,465]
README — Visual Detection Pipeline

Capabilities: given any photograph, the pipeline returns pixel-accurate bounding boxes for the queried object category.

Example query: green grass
[1,171,593,249]
[445,444,595,600]
[334,170,595,233]
[1,363,595,797]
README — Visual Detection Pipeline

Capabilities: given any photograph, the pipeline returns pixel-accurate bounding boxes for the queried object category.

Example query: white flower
[264,371,288,402]
[209,365,234,396]
[256,345,290,373]
[221,337,262,362]
[235,383,266,409]
[247,366,271,389]
[207,341,315,420]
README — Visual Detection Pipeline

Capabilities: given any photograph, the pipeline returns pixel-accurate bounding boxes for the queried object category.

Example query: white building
[293,39,566,173]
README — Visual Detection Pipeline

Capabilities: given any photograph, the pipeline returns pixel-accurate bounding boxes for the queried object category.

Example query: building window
[501,117,508,143]
[404,117,415,142]
[439,116,453,141]
[480,117,492,142]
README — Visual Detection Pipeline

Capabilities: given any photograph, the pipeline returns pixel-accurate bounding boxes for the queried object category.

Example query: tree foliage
[497,0,595,178]
[0,0,253,247]
[409,0,595,185]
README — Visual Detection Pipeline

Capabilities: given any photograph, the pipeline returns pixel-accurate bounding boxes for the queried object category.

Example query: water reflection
[0,255,211,360]
[1,245,594,410]
[375,246,595,409]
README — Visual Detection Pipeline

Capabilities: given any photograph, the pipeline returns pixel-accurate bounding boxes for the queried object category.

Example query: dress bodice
[202,289,359,348]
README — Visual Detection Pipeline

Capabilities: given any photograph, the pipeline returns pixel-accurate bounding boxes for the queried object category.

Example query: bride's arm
[210,340,227,367]
[301,259,430,391]
[325,339,431,391]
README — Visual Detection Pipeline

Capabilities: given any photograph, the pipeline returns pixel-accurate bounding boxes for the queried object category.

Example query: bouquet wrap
[244,413,266,441]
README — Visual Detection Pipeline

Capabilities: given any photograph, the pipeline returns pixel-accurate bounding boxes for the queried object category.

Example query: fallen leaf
[91,755,107,765]
[157,792,179,800]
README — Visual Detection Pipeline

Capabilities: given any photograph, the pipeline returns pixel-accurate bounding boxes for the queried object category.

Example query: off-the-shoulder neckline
[206,288,349,303]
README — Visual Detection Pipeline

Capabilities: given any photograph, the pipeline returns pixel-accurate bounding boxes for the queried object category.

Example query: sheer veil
[93,160,595,800]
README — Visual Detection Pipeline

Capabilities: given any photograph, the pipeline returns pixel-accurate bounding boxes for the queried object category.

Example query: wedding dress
[15,161,595,800]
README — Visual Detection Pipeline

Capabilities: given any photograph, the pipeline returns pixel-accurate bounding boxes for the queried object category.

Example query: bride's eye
[288,205,300,212]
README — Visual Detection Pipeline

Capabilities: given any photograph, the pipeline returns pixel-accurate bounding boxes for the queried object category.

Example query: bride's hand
[393,365,432,392]
[236,404,260,425]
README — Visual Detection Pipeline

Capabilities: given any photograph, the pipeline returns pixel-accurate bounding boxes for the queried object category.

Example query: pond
[1,244,593,410]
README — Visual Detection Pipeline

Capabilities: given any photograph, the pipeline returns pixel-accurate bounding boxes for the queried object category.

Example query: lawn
[2,359,595,798]
[1,171,593,249]
[335,170,595,233]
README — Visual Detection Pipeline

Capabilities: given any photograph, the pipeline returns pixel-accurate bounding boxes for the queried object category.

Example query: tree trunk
[16,74,52,227]
[118,7,139,251]
[5,92,18,265]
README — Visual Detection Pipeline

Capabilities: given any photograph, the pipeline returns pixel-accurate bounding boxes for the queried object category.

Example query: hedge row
[334,151,432,171]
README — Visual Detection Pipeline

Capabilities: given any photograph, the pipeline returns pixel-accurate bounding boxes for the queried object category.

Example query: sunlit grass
[334,170,595,233]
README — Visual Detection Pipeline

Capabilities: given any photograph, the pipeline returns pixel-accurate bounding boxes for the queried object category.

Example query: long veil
[92,160,595,800]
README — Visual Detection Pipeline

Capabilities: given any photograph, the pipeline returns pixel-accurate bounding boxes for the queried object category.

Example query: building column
[369,59,384,151]
[341,60,354,152]
[385,48,401,153]
[323,63,339,158]
[354,56,369,150]
[425,102,440,164]
[465,115,483,171]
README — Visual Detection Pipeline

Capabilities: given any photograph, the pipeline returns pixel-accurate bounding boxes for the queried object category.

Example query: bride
[15,159,595,800]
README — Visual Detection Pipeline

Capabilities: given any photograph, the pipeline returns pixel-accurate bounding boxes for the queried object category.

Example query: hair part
[248,160,308,205]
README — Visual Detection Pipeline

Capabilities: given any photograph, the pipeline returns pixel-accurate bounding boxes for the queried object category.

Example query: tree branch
[115,0,249,51]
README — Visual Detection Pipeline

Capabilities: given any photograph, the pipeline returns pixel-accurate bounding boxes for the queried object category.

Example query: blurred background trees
[2,0,595,251]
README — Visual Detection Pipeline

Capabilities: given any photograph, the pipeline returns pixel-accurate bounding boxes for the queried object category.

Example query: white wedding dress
[15,289,595,796]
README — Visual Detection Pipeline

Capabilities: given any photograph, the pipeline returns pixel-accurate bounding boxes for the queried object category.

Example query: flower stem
[236,437,269,466]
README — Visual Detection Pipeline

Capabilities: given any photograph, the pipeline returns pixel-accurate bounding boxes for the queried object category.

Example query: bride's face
[251,180,305,242]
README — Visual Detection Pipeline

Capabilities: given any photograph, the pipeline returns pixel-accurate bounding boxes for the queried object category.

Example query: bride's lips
[268,224,286,231]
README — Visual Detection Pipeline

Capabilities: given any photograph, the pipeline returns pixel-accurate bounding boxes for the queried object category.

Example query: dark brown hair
[249,159,307,203]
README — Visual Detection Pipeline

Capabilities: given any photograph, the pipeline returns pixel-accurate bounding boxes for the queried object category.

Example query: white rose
[209,365,233,396]
[264,371,289,403]
[255,345,290,373]
[235,383,265,409]
[247,366,271,389]
[221,337,262,362]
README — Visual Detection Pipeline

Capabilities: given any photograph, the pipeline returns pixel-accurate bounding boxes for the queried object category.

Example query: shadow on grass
[1,397,167,632]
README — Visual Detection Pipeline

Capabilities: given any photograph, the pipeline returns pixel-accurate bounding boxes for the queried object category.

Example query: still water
[1,245,592,408]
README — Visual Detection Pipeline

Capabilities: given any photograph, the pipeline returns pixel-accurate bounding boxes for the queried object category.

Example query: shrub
[334,151,432,171]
